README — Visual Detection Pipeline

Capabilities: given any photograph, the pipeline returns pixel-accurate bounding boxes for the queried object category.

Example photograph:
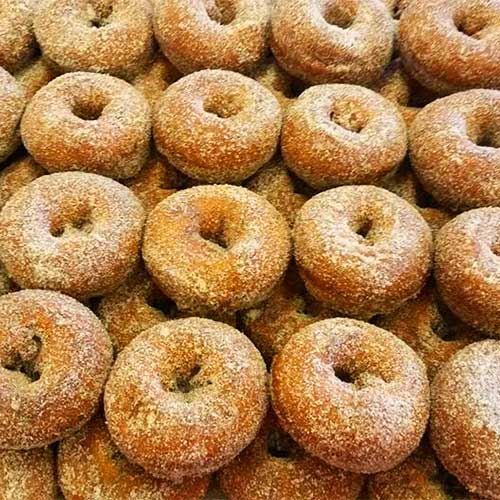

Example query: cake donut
[58,414,210,500]
[219,411,365,500]
[430,340,500,499]
[435,208,500,336]
[154,70,282,183]
[0,172,145,300]
[21,72,151,179]
[378,283,482,379]
[271,0,394,85]
[399,0,500,94]
[0,68,27,163]
[143,185,291,315]
[14,54,57,101]
[410,89,500,211]
[281,84,407,190]
[0,290,112,449]
[104,318,268,480]
[154,0,271,75]
[293,186,432,318]
[34,0,155,79]
[0,448,57,500]
[271,318,430,473]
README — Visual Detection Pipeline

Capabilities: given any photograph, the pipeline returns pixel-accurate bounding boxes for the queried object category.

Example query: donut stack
[0,0,499,499]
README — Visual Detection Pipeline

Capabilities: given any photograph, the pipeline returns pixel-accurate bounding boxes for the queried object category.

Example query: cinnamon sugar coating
[104,318,268,480]
[0,290,112,449]
[281,84,407,190]
[271,318,430,474]
[0,172,145,300]
[58,414,210,500]
[14,54,57,101]
[154,69,282,184]
[21,72,151,179]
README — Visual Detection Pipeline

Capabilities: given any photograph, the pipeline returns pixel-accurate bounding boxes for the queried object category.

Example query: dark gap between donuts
[392,1,404,20]
[432,302,458,341]
[296,294,320,318]
[146,290,178,317]
[267,429,300,459]
[3,335,42,383]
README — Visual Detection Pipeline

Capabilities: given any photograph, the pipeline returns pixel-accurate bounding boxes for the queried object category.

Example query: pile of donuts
[1,0,500,498]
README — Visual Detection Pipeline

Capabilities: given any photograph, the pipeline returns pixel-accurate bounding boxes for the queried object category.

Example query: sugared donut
[104,318,268,480]
[378,283,483,379]
[143,185,291,315]
[0,172,145,300]
[14,54,57,101]
[281,84,407,190]
[410,89,500,211]
[399,0,500,94]
[154,0,271,75]
[0,447,57,500]
[58,414,210,500]
[430,340,500,499]
[34,0,154,79]
[0,290,112,449]
[435,208,500,336]
[0,68,26,163]
[271,0,394,85]
[293,186,432,318]
[0,0,36,73]
[271,318,430,473]
[21,72,151,179]
[154,70,282,183]
[219,411,365,500]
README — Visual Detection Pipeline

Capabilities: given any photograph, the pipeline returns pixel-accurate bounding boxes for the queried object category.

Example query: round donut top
[399,0,500,94]
[58,414,210,500]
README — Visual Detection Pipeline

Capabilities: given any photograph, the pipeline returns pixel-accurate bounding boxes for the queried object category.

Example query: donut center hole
[200,226,228,249]
[205,0,237,25]
[168,364,212,395]
[267,429,300,459]
[51,215,94,238]
[3,335,42,383]
[334,365,387,389]
[90,4,113,28]
[73,100,106,121]
[330,103,367,133]
[476,130,500,148]
[322,2,356,28]
[455,15,487,38]
[334,367,356,384]
[353,219,375,244]
[204,92,243,119]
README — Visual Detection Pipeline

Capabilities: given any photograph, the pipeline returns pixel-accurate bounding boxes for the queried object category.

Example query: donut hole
[3,335,42,383]
[89,4,113,28]
[200,225,229,249]
[455,15,487,39]
[267,429,300,459]
[203,91,244,119]
[322,2,356,29]
[353,218,375,245]
[330,102,368,133]
[334,365,388,388]
[167,364,213,396]
[51,215,94,238]
[72,100,106,121]
[475,130,500,149]
[206,0,237,25]
[334,367,357,385]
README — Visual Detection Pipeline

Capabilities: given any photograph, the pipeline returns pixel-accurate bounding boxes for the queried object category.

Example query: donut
[0,67,26,163]
[58,414,210,500]
[0,0,36,73]
[21,72,151,179]
[143,185,291,315]
[0,447,57,500]
[104,317,268,480]
[271,318,430,473]
[409,89,500,211]
[293,185,433,318]
[218,410,365,500]
[34,0,155,79]
[0,289,112,449]
[153,69,282,183]
[430,340,500,499]
[270,0,394,85]
[242,266,335,364]
[245,156,311,227]
[378,283,483,379]
[154,0,271,75]
[0,172,145,300]
[14,54,57,101]
[435,208,500,336]
[399,0,500,95]
[281,84,407,190]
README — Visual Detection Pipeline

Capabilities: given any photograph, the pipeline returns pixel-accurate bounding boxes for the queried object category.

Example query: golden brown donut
[435,208,500,337]
[0,67,26,163]
[104,318,268,480]
[0,289,112,449]
[0,447,57,500]
[21,72,151,179]
[154,0,271,75]
[154,69,282,183]
[143,185,291,315]
[0,172,145,300]
[14,53,57,101]
[218,411,365,500]
[34,0,155,79]
[293,186,433,318]
[281,84,407,190]
[410,89,500,211]
[58,414,210,500]
[430,340,500,499]
[271,0,394,85]
[399,0,500,95]
[378,283,483,379]
[271,318,430,473]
